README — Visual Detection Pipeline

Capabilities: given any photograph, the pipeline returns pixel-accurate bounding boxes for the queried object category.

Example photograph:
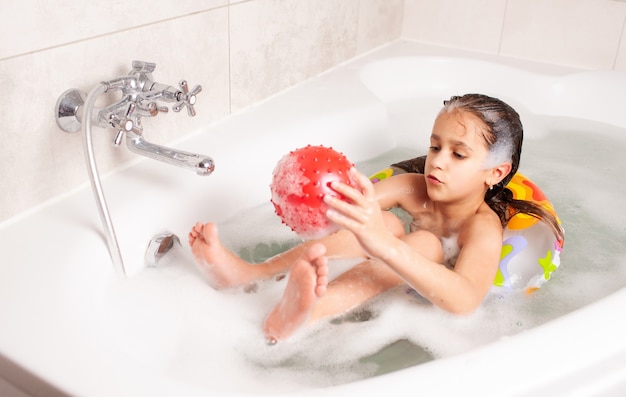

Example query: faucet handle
[172,80,202,117]
[131,60,156,74]
[110,103,142,146]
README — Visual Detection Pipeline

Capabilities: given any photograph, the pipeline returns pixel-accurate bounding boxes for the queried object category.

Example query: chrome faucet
[56,60,215,175]
[55,61,214,276]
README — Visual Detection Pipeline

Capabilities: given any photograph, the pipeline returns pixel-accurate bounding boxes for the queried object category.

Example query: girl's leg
[263,229,443,341]
[189,211,405,289]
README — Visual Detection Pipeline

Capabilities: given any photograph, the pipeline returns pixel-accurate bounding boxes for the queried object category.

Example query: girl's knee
[403,230,444,263]
[382,210,406,237]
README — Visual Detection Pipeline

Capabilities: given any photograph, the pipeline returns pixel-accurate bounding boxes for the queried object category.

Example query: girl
[189,94,563,344]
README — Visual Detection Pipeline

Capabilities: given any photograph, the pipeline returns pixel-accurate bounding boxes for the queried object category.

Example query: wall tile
[0,9,230,221]
[615,17,626,71]
[356,0,404,54]
[501,0,626,69]
[0,0,228,59]
[229,0,359,111]
[402,0,507,54]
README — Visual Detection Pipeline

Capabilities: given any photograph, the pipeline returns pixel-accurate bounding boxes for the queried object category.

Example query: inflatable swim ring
[370,161,563,294]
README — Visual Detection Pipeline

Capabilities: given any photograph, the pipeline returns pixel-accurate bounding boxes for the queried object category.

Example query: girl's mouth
[427,174,442,184]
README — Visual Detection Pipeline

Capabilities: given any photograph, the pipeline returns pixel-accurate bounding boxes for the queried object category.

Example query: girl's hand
[324,168,394,258]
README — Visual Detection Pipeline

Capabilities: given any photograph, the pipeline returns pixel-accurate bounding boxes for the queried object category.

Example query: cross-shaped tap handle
[111,102,142,146]
[173,80,202,117]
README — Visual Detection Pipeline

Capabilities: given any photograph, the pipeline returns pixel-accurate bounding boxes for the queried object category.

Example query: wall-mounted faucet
[56,60,214,176]
[55,61,214,276]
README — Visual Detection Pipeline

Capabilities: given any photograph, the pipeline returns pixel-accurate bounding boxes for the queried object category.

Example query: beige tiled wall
[403,0,626,71]
[403,0,507,54]
[0,0,402,222]
[1,0,624,222]
[500,0,626,69]
[229,0,359,111]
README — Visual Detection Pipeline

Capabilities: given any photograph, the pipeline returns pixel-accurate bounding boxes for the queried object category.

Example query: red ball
[270,145,355,239]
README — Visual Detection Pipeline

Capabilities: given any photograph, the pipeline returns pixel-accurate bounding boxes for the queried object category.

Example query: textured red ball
[270,145,355,239]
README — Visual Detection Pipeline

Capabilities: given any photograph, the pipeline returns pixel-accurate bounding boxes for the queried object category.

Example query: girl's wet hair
[442,94,563,242]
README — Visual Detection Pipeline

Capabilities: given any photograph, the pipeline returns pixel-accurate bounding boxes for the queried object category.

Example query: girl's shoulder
[382,172,426,186]
[373,172,428,209]
[470,202,503,228]
[458,203,503,245]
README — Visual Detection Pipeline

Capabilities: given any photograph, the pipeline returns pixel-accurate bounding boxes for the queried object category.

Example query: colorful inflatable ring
[370,167,563,294]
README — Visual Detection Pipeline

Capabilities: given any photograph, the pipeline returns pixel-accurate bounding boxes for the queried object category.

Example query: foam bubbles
[483,138,513,169]
[440,233,460,268]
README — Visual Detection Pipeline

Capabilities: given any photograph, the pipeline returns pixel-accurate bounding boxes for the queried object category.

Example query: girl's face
[424,110,494,204]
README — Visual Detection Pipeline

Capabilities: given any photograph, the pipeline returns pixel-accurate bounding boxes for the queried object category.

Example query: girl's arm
[325,168,501,314]
[369,172,429,211]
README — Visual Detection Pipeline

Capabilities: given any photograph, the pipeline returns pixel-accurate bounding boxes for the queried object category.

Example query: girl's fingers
[329,168,374,204]
[323,194,367,223]
[352,168,375,199]
[326,206,364,230]
[324,168,380,229]
[329,180,360,203]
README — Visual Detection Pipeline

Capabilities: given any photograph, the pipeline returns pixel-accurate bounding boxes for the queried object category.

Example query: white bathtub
[1,40,625,396]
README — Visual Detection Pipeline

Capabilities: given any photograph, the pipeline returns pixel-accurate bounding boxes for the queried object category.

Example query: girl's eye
[429,146,440,152]
[453,152,466,159]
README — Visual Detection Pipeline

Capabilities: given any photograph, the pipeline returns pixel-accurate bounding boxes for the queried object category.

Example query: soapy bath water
[223,115,626,383]
[100,114,626,393]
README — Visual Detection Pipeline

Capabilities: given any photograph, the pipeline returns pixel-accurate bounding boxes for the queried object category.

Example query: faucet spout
[126,131,215,176]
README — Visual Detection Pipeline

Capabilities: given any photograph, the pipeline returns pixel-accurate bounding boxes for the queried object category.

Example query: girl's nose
[429,152,445,170]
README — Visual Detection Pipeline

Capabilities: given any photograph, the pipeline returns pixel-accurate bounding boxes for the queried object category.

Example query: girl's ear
[489,162,513,186]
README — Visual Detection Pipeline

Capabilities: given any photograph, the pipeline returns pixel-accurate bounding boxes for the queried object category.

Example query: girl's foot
[263,243,329,342]
[188,222,260,289]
